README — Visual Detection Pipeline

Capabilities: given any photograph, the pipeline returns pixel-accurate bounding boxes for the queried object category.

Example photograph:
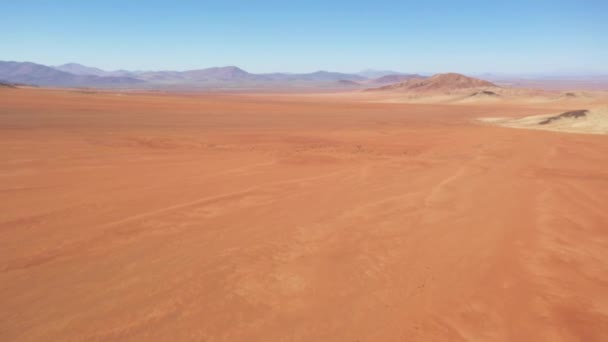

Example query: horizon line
[3,59,608,77]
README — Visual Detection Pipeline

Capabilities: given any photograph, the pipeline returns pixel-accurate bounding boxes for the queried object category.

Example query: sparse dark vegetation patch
[470,90,498,97]
[539,110,588,125]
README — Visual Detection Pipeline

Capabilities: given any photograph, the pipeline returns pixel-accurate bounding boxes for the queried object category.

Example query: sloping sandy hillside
[480,107,608,135]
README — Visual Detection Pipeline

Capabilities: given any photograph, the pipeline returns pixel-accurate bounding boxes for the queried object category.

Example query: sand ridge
[479,107,608,135]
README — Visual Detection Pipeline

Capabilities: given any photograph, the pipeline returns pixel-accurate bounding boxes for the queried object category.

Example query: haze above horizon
[3,0,607,74]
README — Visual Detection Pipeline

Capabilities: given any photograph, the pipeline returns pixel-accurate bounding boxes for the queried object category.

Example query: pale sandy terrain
[479,107,608,135]
[1,88,608,341]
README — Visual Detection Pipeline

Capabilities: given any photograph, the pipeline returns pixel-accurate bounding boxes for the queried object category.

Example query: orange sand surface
[1,88,608,341]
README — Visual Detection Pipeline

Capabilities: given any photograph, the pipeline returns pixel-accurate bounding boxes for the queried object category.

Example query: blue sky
[2,0,607,74]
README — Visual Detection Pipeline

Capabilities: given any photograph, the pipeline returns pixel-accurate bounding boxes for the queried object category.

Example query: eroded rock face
[539,110,588,125]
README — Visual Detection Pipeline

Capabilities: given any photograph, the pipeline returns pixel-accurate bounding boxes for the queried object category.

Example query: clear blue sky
[2,0,607,74]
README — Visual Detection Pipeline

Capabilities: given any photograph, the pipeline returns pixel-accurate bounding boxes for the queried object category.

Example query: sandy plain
[1,87,608,341]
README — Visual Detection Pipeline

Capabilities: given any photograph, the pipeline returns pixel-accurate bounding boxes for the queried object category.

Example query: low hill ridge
[371,73,497,92]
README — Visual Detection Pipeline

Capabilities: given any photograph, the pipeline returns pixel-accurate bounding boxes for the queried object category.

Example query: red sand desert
[2,87,608,341]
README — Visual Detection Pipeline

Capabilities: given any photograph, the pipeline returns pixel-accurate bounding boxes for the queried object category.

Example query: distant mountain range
[0,61,144,87]
[357,69,406,78]
[366,74,424,84]
[0,61,419,89]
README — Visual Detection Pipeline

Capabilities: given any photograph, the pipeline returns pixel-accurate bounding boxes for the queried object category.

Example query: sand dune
[1,88,608,341]
[480,107,608,135]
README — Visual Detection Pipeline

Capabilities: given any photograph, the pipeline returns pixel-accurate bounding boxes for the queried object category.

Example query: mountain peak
[54,63,109,76]
[58,62,85,67]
